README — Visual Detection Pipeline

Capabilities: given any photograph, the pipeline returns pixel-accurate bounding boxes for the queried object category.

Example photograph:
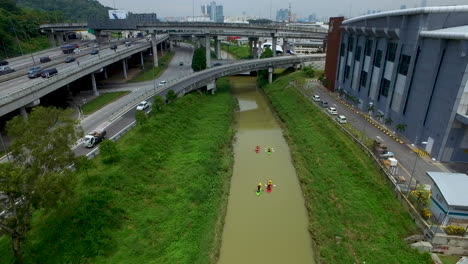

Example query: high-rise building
[308,13,317,22]
[206,1,224,22]
[276,9,289,22]
[400,5,407,9]
[420,0,427,7]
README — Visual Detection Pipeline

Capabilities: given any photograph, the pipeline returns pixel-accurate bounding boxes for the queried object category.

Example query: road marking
[376,136,384,142]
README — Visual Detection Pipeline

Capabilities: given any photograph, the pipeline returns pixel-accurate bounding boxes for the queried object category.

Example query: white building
[427,172,468,225]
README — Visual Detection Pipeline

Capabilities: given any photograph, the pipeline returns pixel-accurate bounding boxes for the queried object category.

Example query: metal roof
[343,5,468,25]
[420,25,468,40]
[427,172,468,207]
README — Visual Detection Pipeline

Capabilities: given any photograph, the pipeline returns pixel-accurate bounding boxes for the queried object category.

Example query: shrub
[420,208,431,220]
[445,225,467,236]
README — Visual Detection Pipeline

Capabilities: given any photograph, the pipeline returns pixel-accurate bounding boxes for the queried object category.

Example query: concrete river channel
[218,76,315,263]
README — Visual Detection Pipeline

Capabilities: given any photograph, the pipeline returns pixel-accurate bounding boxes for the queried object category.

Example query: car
[312,95,320,102]
[0,66,15,75]
[39,56,51,63]
[64,56,75,63]
[335,115,347,124]
[158,80,167,86]
[73,48,81,54]
[213,62,222,67]
[136,101,149,111]
[327,107,338,115]
[27,67,43,79]
[320,100,328,108]
[179,61,183,66]
[125,41,131,47]
[28,66,42,74]
[41,68,58,78]
[90,49,99,55]
[110,44,118,50]
[0,60,8,66]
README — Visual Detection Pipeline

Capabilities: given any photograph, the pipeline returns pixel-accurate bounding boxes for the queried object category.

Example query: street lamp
[407,141,428,195]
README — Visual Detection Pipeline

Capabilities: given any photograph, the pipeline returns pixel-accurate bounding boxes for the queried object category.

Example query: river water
[218,77,315,264]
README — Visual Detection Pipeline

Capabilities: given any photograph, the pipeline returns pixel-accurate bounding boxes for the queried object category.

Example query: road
[73,43,195,156]
[302,82,452,187]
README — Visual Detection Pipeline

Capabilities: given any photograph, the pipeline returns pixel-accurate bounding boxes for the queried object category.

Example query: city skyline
[98,0,467,20]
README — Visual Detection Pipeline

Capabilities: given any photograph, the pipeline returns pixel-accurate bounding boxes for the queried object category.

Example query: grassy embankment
[81,91,130,115]
[0,79,235,263]
[439,255,462,264]
[129,51,174,83]
[220,43,251,59]
[262,71,431,263]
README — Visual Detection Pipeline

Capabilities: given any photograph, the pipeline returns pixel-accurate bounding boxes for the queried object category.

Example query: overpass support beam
[103,67,108,79]
[47,33,57,48]
[170,40,173,50]
[272,36,277,57]
[205,36,211,68]
[58,32,65,45]
[20,107,27,119]
[91,73,99,96]
[160,42,164,56]
[268,68,273,84]
[140,52,145,70]
[253,38,258,58]
[248,38,253,58]
[207,80,216,94]
[282,38,287,56]
[151,32,159,67]
[122,59,128,79]
[214,36,221,59]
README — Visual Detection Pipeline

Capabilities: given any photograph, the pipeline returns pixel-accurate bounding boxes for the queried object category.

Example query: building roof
[343,5,468,25]
[420,25,468,40]
[427,172,468,207]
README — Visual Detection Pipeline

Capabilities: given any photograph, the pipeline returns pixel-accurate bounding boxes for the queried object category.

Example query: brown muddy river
[218,76,315,264]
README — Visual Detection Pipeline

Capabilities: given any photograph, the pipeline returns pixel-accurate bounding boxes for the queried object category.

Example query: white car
[136,101,149,111]
[312,95,320,102]
[327,107,338,115]
[158,80,167,87]
[335,115,347,124]
[73,48,81,54]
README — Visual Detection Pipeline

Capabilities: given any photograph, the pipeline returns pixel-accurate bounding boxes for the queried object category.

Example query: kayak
[267,186,272,193]
[255,148,260,153]
[256,189,262,196]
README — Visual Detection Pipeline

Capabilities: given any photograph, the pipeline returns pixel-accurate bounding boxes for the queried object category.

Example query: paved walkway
[298,80,468,189]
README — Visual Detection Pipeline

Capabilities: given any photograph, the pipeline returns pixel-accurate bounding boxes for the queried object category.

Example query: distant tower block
[420,0,427,7]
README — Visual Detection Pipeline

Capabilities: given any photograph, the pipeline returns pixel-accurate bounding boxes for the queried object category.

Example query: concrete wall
[324,17,344,91]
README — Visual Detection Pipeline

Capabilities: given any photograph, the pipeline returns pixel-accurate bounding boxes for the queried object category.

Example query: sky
[98,0,468,19]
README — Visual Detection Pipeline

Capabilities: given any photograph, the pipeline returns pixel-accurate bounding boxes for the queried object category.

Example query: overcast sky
[98,0,468,19]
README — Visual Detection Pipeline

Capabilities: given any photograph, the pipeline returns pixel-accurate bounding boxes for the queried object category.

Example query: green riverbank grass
[81,91,130,115]
[0,83,235,263]
[129,51,174,83]
[220,43,251,59]
[263,72,431,264]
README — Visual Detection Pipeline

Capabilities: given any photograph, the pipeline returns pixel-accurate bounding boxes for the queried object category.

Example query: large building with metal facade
[335,6,468,162]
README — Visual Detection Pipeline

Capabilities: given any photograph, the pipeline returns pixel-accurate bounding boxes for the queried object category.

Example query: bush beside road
[263,71,431,263]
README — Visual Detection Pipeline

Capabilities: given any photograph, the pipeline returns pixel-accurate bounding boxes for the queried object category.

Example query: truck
[83,130,107,148]
[60,44,79,54]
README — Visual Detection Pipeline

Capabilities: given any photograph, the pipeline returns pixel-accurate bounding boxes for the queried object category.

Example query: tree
[385,117,393,126]
[191,48,206,71]
[99,139,118,163]
[166,90,177,104]
[367,104,375,114]
[257,47,274,82]
[152,95,165,113]
[260,47,273,59]
[135,110,148,126]
[74,155,95,178]
[396,123,407,133]
[376,112,384,122]
[0,106,81,263]
[302,66,315,78]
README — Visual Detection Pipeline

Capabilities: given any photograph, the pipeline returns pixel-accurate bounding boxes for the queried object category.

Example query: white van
[336,115,347,124]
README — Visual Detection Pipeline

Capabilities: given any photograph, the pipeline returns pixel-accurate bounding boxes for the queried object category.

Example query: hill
[16,0,112,21]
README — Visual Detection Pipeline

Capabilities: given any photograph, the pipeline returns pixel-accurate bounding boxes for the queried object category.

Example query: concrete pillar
[20,107,27,119]
[122,59,128,79]
[214,37,221,59]
[58,32,65,45]
[66,84,73,97]
[91,73,99,96]
[151,32,159,67]
[205,36,211,68]
[170,41,174,50]
[140,52,145,69]
[248,38,253,57]
[196,38,201,48]
[103,67,108,79]
[207,80,216,94]
[159,43,164,56]
[282,38,288,56]
[268,68,273,84]
[272,37,277,57]
[47,33,56,48]
[253,39,258,58]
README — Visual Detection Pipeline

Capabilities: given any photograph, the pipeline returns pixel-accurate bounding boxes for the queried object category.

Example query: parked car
[0,66,15,75]
[39,56,51,63]
[41,68,58,78]
[158,80,167,86]
[312,95,320,102]
[0,60,8,66]
[136,101,150,111]
[335,115,347,124]
[27,67,43,79]
[64,56,75,63]
[320,100,328,108]
[90,49,99,55]
[327,107,338,115]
